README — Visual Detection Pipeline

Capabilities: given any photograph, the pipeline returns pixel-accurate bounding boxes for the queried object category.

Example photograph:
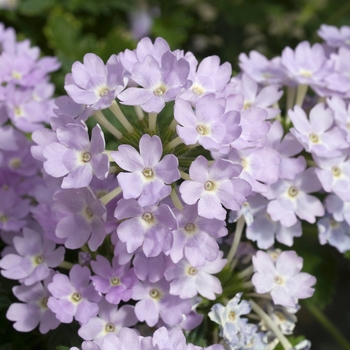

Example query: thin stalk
[94,110,123,139]
[180,170,191,181]
[246,292,272,300]
[238,265,254,280]
[250,299,292,350]
[110,100,134,133]
[286,86,296,113]
[170,188,183,210]
[165,137,183,151]
[307,304,350,350]
[100,186,122,205]
[295,84,308,107]
[134,105,144,121]
[148,112,158,133]
[103,150,115,162]
[226,216,245,267]
[59,261,74,270]
[169,118,178,131]
[242,281,254,289]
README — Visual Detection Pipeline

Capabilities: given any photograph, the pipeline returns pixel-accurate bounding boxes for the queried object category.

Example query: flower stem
[226,216,245,268]
[169,118,178,131]
[134,105,144,121]
[170,187,183,210]
[100,186,122,205]
[249,299,292,350]
[110,100,134,133]
[295,84,308,107]
[94,111,123,139]
[59,261,74,270]
[238,265,254,280]
[148,112,158,133]
[180,170,191,180]
[307,303,350,350]
[165,137,183,152]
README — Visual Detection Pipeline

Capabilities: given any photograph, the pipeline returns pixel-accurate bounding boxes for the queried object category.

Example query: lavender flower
[179,155,251,220]
[112,134,180,206]
[65,53,126,110]
[47,264,101,324]
[252,250,316,307]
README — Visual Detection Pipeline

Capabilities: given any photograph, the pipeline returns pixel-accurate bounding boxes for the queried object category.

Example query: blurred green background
[1,0,350,349]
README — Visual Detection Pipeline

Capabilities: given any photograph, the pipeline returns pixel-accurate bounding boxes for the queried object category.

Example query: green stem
[226,216,245,268]
[169,118,178,131]
[307,304,350,350]
[250,299,292,350]
[59,261,74,269]
[110,100,134,133]
[134,105,144,121]
[148,112,158,133]
[180,170,191,180]
[165,137,183,152]
[295,84,308,107]
[170,187,183,210]
[238,265,254,280]
[100,186,122,205]
[94,110,123,140]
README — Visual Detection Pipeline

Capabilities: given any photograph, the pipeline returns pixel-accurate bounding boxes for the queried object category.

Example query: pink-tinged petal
[189,155,209,182]
[309,103,333,133]
[132,55,161,87]
[38,309,60,334]
[176,125,199,145]
[112,305,138,326]
[174,98,197,126]
[196,95,225,124]
[91,153,109,180]
[139,134,162,167]
[70,61,90,88]
[75,299,99,324]
[286,272,316,299]
[117,172,143,200]
[111,145,144,171]
[288,106,311,134]
[65,85,98,105]
[57,124,90,150]
[179,181,203,205]
[252,251,276,275]
[6,303,40,332]
[61,164,93,189]
[138,181,171,206]
[154,154,180,183]
[114,199,143,220]
[270,286,296,307]
[117,219,145,253]
[83,53,106,76]
[55,215,90,249]
[196,274,222,300]
[91,255,113,278]
[90,124,106,154]
[135,298,159,326]
[209,159,241,181]
[276,251,303,277]
[141,95,165,113]
[48,274,74,298]
[78,316,105,340]
[198,193,226,220]
[43,143,69,177]
[70,265,91,290]
[118,87,152,106]
[45,246,65,267]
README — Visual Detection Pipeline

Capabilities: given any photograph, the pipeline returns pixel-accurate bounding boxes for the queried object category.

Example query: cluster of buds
[1,22,350,350]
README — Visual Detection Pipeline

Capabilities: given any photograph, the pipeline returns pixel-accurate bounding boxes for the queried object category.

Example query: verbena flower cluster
[1,22,350,350]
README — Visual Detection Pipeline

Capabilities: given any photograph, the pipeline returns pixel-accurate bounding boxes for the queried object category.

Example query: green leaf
[55,346,70,350]
[18,0,56,15]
